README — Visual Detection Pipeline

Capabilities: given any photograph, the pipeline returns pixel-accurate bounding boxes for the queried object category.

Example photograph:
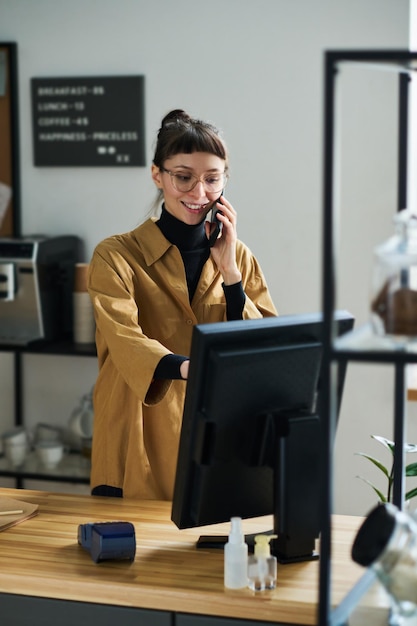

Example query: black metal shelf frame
[320,50,417,626]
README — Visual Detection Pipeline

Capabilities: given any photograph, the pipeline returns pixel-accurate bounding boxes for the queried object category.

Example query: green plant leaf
[357,435,417,503]
[356,475,387,502]
[372,435,395,454]
[406,462,417,477]
[406,487,417,500]
[355,452,390,478]
[371,435,417,455]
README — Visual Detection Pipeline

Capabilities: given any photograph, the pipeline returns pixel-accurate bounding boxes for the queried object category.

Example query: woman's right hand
[180,360,190,380]
[206,196,242,286]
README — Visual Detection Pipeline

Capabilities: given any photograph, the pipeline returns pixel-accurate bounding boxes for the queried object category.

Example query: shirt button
[186,319,193,325]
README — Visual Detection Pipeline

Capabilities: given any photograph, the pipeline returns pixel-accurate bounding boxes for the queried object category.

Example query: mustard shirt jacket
[87,217,278,500]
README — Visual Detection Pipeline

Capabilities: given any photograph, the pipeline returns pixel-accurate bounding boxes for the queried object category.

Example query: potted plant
[356,435,417,503]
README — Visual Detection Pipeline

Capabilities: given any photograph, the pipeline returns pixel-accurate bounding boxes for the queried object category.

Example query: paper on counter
[0,496,39,531]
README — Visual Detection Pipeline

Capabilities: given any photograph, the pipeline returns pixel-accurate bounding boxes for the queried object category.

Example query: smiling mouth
[182,201,209,212]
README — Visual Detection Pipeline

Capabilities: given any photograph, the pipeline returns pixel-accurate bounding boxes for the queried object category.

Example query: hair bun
[153,108,227,169]
[161,109,191,127]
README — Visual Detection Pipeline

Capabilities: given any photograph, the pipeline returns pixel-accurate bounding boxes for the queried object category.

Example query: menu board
[31,75,145,166]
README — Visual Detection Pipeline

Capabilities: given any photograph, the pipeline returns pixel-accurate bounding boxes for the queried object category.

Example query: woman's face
[151,152,227,225]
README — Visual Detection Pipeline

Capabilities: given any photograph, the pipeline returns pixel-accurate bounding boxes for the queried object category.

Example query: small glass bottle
[352,502,417,620]
[247,534,278,591]
[371,209,417,343]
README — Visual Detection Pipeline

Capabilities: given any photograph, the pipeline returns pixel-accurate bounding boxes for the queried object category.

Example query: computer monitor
[171,310,354,563]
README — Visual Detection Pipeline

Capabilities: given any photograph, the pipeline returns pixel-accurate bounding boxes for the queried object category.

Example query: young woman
[88,109,277,500]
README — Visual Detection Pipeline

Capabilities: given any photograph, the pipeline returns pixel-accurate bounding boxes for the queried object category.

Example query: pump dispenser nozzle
[254,534,277,557]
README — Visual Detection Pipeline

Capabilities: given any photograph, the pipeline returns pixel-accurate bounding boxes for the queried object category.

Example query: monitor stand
[197,411,321,564]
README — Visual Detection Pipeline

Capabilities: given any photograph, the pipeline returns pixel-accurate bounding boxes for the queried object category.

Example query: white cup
[2,426,28,447]
[34,422,62,444]
[4,441,27,467]
[69,407,94,439]
[2,427,29,466]
[35,441,64,468]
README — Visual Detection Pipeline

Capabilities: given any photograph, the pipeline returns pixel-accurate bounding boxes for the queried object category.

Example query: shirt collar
[156,204,208,251]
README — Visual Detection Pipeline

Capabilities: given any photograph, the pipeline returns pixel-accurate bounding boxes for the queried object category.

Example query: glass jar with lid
[371,209,417,342]
[352,502,417,622]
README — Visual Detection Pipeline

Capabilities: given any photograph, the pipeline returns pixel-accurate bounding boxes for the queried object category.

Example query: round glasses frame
[161,167,228,194]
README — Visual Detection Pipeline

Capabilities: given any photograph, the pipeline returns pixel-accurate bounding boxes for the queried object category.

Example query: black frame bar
[320,49,417,626]
[0,42,20,237]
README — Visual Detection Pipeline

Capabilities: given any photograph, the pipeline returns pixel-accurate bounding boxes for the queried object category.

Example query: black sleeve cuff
[154,354,189,380]
[222,281,245,321]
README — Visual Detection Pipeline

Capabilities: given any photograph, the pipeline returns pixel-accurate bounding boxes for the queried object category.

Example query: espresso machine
[0,235,81,345]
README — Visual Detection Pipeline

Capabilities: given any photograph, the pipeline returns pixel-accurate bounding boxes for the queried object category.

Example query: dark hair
[153,109,228,170]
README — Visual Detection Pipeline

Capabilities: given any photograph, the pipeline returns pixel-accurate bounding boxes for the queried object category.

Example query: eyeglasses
[161,167,228,193]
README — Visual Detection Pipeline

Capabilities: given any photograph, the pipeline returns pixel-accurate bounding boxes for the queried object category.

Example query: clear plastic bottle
[247,534,277,591]
[352,502,417,620]
[224,517,248,589]
[371,209,417,342]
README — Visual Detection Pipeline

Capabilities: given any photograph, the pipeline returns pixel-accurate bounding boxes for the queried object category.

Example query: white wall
[0,0,413,512]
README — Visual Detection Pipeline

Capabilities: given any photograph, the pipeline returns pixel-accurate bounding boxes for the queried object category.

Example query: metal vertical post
[393,362,406,508]
[13,351,23,427]
[13,351,24,489]
[318,51,338,626]
[398,73,409,213]
[392,72,410,509]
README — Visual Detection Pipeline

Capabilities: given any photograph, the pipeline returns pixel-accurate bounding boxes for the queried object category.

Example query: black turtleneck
[156,205,210,302]
[154,205,245,380]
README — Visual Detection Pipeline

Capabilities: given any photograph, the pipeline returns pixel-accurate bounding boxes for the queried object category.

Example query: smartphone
[208,194,223,247]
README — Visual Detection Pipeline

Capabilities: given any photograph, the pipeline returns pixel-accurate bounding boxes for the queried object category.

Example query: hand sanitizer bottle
[224,517,248,589]
[247,534,278,591]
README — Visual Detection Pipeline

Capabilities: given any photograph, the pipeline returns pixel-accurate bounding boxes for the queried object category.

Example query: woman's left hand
[205,195,242,285]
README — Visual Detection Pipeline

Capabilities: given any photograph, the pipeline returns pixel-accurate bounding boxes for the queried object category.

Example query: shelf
[332,323,417,364]
[319,49,417,626]
[0,339,96,487]
[0,338,96,357]
[0,451,91,484]
[326,49,417,72]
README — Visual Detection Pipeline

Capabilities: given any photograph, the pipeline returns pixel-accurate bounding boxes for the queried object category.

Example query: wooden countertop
[0,488,384,624]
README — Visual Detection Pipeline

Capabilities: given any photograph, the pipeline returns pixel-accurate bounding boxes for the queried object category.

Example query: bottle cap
[254,534,278,557]
[229,517,244,544]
